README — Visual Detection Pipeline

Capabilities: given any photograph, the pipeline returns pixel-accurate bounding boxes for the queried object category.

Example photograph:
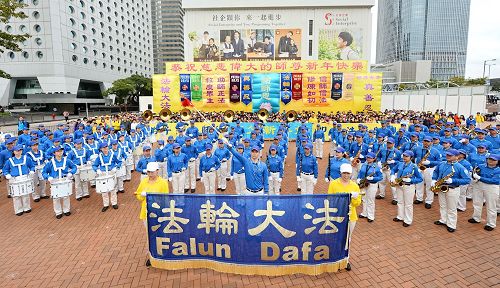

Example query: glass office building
[376,0,471,81]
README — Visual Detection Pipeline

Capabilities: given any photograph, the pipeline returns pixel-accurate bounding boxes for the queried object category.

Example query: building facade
[376,0,471,81]
[0,0,153,111]
[151,0,184,74]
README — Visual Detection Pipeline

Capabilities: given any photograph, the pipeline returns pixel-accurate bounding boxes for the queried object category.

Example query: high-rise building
[151,0,184,74]
[0,0,153,111]
[376,0,471,81]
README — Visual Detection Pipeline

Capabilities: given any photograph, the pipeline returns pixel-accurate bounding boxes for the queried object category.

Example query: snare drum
[116,164,126,178]
[8,175,34,197]
[95,172,117,193]
[50,178,73,198]
[79,165,96,182]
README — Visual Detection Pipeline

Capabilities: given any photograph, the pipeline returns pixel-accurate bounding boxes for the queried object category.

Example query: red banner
[291,73,303,100]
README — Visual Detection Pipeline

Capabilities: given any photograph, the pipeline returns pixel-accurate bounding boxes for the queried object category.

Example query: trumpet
[223,110,235,122]
[142,110,153,121]
[180,108,192,121]
[257,108,269,122]
[159,108,171,121]
[286,110,297,122]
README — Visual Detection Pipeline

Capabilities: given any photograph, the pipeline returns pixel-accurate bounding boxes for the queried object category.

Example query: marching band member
[328,123,341,153]
[175,129,187,146]
[93,142,121,212]
[110,140,127,193]
[84,135,99,187]
[470,129,492,151]
[349,133,367,180]
[214,139,231,192]
[390,150,423,227]
[313,123,325,159]
[432,149,470,232]
[199,144,220,194]
[455,135,477,155]
[3,145,35,215]
[485,127,499,152]
[266,145,284,195]
[26,141,48,202]
[413,137,442,209]
[227,142,269,195]
[154,140,168,179]
[456,149,473,212]
[394,128,409,150]
[401,132,421,152]
[296,143,318,195]
[186,120,199,139]
[42,146,77,218]
[358,152,383,222]
[230,143,246,194]
[469,154,500,231]
[194,133,207,181]
[325,146,349,182]
[136,145,156,180]
[167,143,188,194]
[118,133,133,181]
[67,139,90,201]
[376,137,401,204]
[327,163,361,271]
[182,137,197,193]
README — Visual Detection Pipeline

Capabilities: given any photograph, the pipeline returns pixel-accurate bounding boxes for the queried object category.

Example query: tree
[449,76,466,86]
[103,75,152,105]
[0,0,30,79]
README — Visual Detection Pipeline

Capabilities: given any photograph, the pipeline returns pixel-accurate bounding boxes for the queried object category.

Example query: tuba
[257,108,269,122]
[224,110,235,122]
[142,110,153,121]
[159,108,172,121]
[180,108,192,121]
[286,110,298,122]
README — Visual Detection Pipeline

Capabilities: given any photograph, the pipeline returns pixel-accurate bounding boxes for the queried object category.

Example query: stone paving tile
[0,142,498,288]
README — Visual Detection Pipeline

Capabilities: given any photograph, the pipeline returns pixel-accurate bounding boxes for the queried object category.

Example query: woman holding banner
[135,162,169,267]
[327,163,361,271]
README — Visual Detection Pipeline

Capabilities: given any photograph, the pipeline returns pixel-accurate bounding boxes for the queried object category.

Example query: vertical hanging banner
[241,73,253,106]
[190,74,202,101]
[302,74,331,106]
[280,73,292,105]
[179,74,191,101]
[229,73,241,103]
[341,73,355,101]
[152,74,181,113]
[352,73,382,111]
[202,75,230,108]
[252,73,281,113]
[331,73,343,100]
[291,73,303,100]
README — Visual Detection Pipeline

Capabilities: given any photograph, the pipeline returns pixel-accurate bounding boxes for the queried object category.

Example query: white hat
[146,162,159,172]
[340,163,353,174]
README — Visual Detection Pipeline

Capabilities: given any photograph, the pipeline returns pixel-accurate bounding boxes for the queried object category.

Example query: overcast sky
[371,0,500,79]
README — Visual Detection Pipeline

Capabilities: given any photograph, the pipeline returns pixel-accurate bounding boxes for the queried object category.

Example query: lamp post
[483,59,497,78]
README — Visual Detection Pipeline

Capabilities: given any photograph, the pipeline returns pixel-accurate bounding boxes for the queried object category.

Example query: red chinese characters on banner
[159,77,172,109]
[202,75,229,107]
[302,73,331,106]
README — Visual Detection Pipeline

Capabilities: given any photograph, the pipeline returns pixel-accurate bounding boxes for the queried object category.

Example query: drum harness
[9,156,27,176]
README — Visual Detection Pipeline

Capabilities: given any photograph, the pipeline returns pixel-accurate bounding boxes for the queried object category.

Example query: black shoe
[346,263,351,271]
[367,219,374,223]
[84,195,90,198]
[24,209,31,213]
[393,217,402,222]
[457,208,466,212]
[484,225,494,231]
[76,197,82,201]
[118,190,125,193]
[425,203,432,209]
[466,198,472,202]
[42,196,50,199]
[34,198,40,202]
[358,214,367,219]
[391,200,397,205]
[145,259,151,267]
[414,200,423,204]
[190,189,195,193]
[196,178,200,181]
[112,204,119,209]
[403,222,410,227]
[102,206,109,212]
[375,195,384,199]
[184,189,189,193]
[16,212,23,216]
[217,188,221,191]
[226,178,230,181]
[7,194,11,198]
[434,221,446,226]
[64,212,71,216]
[56,214,63,219]
[297,188,301,192]
[91,185,96,188]
[468,218,480,224]
[447,227,455,233]
[221,188,226,192]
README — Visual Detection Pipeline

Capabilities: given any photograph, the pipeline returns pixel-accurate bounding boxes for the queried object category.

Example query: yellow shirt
[135,177,170,220]
[112,120,121,130]
[475,114,484,123]
[308,117,318,124]
[327,178,361,221]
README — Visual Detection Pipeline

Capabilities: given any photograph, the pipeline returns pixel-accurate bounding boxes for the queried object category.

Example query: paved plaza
[0,142,498,288]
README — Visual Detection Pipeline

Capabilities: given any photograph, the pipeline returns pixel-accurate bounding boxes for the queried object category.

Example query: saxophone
[359,165,376,189]
[418,149,431,171]
[430,166,455,193]
[390,170,414,187]
[351,147,362,167]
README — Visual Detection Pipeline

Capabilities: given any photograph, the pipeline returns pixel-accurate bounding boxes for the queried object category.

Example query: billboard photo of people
[318,29,363,60]
[188,30,220,61]
[220,30,246,61]
[245,29,275,60]
[275,29,301,60]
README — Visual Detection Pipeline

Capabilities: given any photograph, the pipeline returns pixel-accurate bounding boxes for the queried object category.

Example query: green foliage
[0,0,30,79]
[103,75,152,105]
[449,76,466,86]
[318,30,361,60]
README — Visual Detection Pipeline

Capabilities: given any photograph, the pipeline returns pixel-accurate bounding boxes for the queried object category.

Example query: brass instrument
[430,167,455,193]
[159,108,172,121]
[351,147,362,166]
[223,110,235,122]
[180,108,192,121]
[142,110,153,121]
[359,165,376,189]
[472,166,481,180]
[418,149,431,170]
[257,108,269,122]
[390,170,414,187]
[286,110,298,122]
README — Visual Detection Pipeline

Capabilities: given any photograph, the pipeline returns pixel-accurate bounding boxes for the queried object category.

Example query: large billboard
[184,8,372,62]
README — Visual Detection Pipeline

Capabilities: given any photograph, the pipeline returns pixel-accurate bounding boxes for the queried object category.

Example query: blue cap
[251,131,256,135]
[236,120,240,124]
[157,140,164,145]
[13,145,23,151]
[99,142,108,149]
[202,132,207,136]
[477,143,487,148]
[304,143,313,150]
[444,128,451,132]
[366,152,376,158]
[402,150,414,157]
[441,139,452,144]
[461,135,470,140]
[243,138,250,143]
[335,147,345,153]
[452,127,459,131]
[387,137,395,144]
[355,132,363,138]
[488,127,496,131]
[368,130,375,133]
[185,136,192,141]
[205,144,212,150]
[190,120,195,123]
[432,136,440,140]
[423,136,432,142]
[236,144,244,149]
[458,149,467,155]
[168,135,174,140]
[30,130,37,134]
[74,139,83,144]
[172,143,180,149]
[269,145,277,151]
[410,132,418,137]
[446,149,459,156]
[377,133,385,138]
[130,129,136,133]
[218,139,224,144]
[251,146,261,151]
[142,145,151,151]
[62,127,69,132]
[476,129,486,134]
[5,138,15,144]
[101,131,108,136]
[53,138,61,143]
[111,140,118,145]
[487,154,499,161]
[86,135,94,140]
[337,123,342,127]
[398,128,405,132]
[28,141,38,146]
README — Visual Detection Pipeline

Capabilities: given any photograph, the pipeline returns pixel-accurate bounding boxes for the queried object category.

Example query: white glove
[140,191,147,197]
[351,192,359,198]
[459,139,466,143]
[431,180,437,186]
[268,176,273,182]
[5,174,12,180]
[168,177,172,181]
[29,171,35,175]
[142,169,147,174]
[402,177,411,183]
[368,149,372,152]
[377,161,382,168]
[48,177,54,182]
[356,179,361,184]
[366,176,374,181]
[325,177,329,183]
[209,167,215,172]
[229,176,233,180]
[332,140,337,144]
[390,175,396,182]
[313,178,317,185]
[387,160,395,164]
[87,161,92,164]
[278,178,282,183]
[296,176,301,182]
[67,173,73,179]
[422,160,430,165]
[445,178,453,184]
[349,157,354,161]
[472,173,480,180]
[181,167,186,171]
[358,154,365,159]
[111,168,117,173]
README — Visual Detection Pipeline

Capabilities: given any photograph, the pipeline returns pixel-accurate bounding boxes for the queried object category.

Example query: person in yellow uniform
[327,163,361,271]
[112,115,121,131]
[135,161,169,267]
